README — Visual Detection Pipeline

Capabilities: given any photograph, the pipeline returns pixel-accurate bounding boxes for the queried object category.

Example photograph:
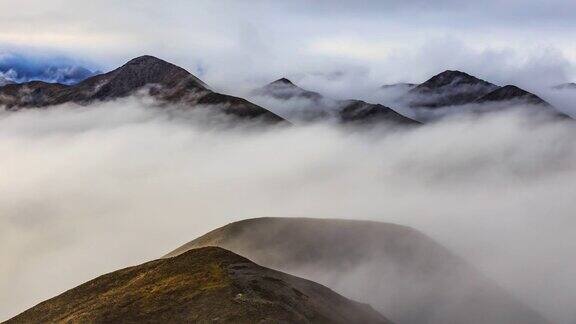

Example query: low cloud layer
[1,98,576,322]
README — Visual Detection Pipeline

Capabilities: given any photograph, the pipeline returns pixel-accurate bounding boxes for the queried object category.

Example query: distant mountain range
[252,78,419,125]
[403,70,571,116]
[0,55,572,125]
[7,246,390,324]
[166,217,550,324]
[407,70,500,108]
[0,56,284,123]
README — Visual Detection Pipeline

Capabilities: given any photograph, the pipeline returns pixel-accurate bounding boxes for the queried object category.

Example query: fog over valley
[1,97,575,322]
[2,1,576,323]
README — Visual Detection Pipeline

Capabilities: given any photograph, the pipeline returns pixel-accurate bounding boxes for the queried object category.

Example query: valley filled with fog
[1,97,575,322]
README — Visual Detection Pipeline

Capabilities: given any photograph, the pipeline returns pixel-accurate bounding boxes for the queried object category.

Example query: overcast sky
[1,1,575,96]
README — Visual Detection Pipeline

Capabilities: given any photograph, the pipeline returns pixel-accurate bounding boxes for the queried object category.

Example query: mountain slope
[407,70,499,108]
[253,78,323,101]
[7,247,390,324]
[0,56,284,122]
[339,99,418,125]
[166,217,550,324]
[472,85,570,118]
[475,85,551,106]
[253,78,418,125]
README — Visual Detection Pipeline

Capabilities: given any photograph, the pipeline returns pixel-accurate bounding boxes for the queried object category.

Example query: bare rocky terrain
[6,247,390,324]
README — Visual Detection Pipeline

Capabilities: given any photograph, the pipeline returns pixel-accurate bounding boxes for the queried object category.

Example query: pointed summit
[253,77,322,101]
[415,70,496,91]
[475,85,550,106]
[252,78,418,125]
[0,55,285,123]
[124,55,167,65]
[73,55,208,100]
[270,77,295,85]
[472,85,570,118]
[408,70,498,108]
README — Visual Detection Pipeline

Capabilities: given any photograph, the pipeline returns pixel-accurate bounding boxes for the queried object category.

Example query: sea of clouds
[0,97,575,322]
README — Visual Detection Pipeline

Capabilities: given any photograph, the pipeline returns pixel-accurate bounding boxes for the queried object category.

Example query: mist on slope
[1,97,575,323]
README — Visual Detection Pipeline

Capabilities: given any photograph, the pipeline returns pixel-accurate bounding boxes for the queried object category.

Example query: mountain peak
[475,85,550,106]
[418,70,495,90]
[71,55,209,100]
[270,77,295,85]
[254,78,323,101]
[114,55,192,79]
[125,55,165,64]
[0,55,284,122]
[408,70,498,108]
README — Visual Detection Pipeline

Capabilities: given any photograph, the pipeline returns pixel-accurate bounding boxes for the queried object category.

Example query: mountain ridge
[7,246,390,324]
[0,55,285,123]
[407,70,499,108]
[253,78,419,125]
[166,217,550,324]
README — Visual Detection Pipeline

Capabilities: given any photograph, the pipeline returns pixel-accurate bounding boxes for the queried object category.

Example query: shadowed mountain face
[7,247,390,324]
[166,217,550,324]
[0,56,284,123]
[475,85,551,106]
[252,78,418,125]
[408,70,499,108]
[401,70,570,120]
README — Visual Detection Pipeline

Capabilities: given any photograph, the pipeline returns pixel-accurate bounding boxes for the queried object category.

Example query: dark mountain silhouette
[254,78,323,101]
[339,99,419,124]
[407,70,499,108]
[0,56,284,122]
[475,85,551,106]
[7,247,390,324]
[253,78,418,125]
[166,217,550,324]
[471,85,571,118]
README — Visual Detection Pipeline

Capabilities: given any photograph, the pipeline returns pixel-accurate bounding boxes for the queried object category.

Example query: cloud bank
[0,98,575,322]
